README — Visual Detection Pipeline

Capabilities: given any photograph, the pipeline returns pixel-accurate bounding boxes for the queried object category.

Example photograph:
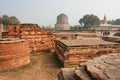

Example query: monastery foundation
[55,38,120,67]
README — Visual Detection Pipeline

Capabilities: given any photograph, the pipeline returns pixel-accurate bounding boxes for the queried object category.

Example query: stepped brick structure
[55,14,70,30]
[55,38,120,67]
[58,53,120,80]
[0,38,30,71]
[6,24,54,52]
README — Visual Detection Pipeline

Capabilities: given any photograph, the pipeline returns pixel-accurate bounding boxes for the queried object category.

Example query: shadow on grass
[53,52,63,68]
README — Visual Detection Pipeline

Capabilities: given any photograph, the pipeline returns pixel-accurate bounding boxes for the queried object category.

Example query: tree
[107,20,115,25]
[41,25,52,29]
[70,25,82,31]
[114,19,120,25]
[79,14,100,29]
[10,16,20,24]
[0,14,20,25]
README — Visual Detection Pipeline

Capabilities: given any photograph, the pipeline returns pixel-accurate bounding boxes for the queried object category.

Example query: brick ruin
[5,24,54,52]
[53,32,97,40]
[2,24,98,52]
[3,24,98,52]
[102,32,120,43]
[0,24,2,39]
[0,22,120,79]
[0,38,30,71]
[55,38,120,67]
[58,53,120,80]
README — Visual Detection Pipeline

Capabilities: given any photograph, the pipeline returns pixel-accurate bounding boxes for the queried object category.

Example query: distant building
[100,14,111,27]
[55,13,70,30]
[102,14,107,24]
[100,15,120,31]
[91,14,120,31]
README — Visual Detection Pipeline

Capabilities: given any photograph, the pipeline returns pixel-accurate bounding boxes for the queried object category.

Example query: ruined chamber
[0,38,30,71]
[6,24,54,52]
[55,38,120,67]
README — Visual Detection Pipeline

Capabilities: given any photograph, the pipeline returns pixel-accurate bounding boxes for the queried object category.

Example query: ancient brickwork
[0,24,3,39]
[58,53,120,80]
[20,29,54,51]
[102,36,120,43]
[0,38,30,71]
[55,38,120,67]
[102,32,120,43]
[6,24,54,52]
[7,24,21,38]
[53,32,97,40]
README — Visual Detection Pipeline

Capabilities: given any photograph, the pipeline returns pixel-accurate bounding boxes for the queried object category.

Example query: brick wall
[55,39,120,67]
[6,24,54,52]
[0,38,30,71]
[0,24,2,38]
[102,36,120,43]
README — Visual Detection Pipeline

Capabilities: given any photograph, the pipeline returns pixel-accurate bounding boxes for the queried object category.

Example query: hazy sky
[0,0,120,27]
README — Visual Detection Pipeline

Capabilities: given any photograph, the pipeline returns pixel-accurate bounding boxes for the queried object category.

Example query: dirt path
[0,52,61,80]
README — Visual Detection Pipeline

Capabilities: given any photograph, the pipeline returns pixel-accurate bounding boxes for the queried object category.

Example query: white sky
[0,0,120,27]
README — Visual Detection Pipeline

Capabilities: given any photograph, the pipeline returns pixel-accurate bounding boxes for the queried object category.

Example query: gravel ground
[0,52,61,80]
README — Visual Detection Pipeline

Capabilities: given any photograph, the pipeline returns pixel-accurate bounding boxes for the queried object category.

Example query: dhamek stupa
[55,13,70,30]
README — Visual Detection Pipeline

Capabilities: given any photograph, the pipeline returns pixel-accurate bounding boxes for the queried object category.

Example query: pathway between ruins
[0,52,60,80]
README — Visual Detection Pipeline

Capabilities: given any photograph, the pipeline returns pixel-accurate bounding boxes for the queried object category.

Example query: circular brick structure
[0,38,30,71]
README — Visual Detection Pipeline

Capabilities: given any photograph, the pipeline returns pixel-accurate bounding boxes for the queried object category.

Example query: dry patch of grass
[0,52,61,80]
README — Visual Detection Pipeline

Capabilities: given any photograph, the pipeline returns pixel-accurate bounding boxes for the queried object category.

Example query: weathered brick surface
[0,38,30,71]
[58,53,120,80]
[58,68,76,80]
[6,24,54,52]
[55,38,120,67]
[102,32,120,43]
[53,32,97,40]
[0,24,2,38]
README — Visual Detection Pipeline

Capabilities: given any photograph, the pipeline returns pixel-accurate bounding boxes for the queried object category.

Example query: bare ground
[0,52,61,80]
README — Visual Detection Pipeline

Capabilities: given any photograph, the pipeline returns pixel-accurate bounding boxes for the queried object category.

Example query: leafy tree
[114,19,120,25]
[0,14,20,25]
[10,16,20,24]
[107,20,115,25]
[41,25,53,29]
[79,14,100,29]
[70,25,82,31]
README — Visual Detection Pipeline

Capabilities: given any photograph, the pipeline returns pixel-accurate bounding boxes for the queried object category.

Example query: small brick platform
[0,38,30,71]
[55,38,120,67]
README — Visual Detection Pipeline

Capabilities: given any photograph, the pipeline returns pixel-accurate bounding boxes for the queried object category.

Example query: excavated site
[56,32,120,80]
[0,24,120,80]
